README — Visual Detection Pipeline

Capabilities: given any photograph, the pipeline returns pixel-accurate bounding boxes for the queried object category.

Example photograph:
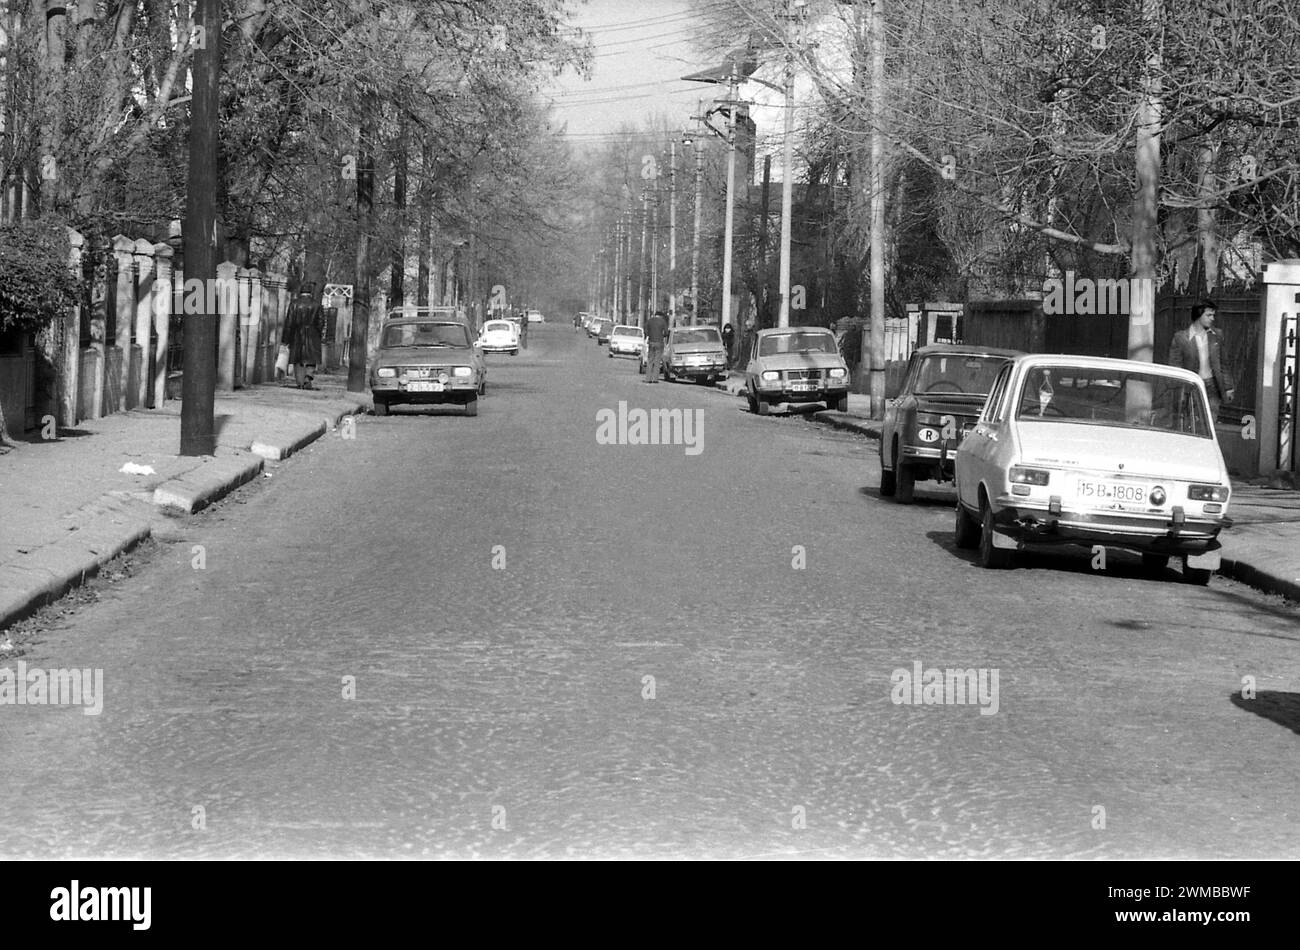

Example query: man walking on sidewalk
[283,283,324,390]
[645,309,668,382]
[1168,300,1234,420]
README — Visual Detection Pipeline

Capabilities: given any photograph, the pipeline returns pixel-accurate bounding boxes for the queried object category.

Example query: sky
[544,0,720,151]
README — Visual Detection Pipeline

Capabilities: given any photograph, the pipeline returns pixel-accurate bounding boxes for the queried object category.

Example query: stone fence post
[152,243,174,408]
[216,260,238,391]
[60,228,84,426]
[112,235,135,412]
[132,238,154,409]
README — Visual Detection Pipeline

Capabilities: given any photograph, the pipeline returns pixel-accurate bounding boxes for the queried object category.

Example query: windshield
[484,321,513,333]
[758,330,835,356]
[1015,365,1213,437]
[381,323,470,348]
[672,328,722,345]
[913,354,1010,395]
[613,326,643,337]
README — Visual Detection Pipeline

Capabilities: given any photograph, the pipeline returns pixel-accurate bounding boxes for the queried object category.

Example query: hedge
[0,220,81,335]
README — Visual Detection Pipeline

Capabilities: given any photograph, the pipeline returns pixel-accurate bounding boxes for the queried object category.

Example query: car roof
[1010,352,1202,381]
[754,326,832,335]
[913,344,1023,358]
[611,324,642,331]
[381,318,466,328]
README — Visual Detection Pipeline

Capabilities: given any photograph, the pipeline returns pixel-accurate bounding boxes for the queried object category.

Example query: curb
[711,379,882,441]
[0,505,152,632]
[1219,557,1300,604]
[1,404,363,632]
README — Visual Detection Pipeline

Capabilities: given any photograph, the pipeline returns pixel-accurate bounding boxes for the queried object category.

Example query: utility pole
[866,0,887,417]
[777,0,807,327]
[668,141,678,320]
[180,0,221,456]
[638,189,649,324]
[348,107,376,393]
[613,219,622,319]
[719,74,739,334]
[623,211,634,324]
[650,185,660,314]
[691,129,703,327]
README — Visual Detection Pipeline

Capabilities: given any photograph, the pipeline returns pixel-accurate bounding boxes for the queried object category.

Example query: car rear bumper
[989,498,1229,554]
[481,343,517,353]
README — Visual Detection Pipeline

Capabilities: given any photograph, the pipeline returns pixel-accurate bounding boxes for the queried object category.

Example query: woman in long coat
[283,285,324,389]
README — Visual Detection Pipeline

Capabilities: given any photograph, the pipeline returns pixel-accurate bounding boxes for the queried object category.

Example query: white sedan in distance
[477,318,520,356]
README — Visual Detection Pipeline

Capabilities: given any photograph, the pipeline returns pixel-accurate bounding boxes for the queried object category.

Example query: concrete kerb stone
[250,422,327,461]
[1219,558,1300,604]
[153,454,264,514]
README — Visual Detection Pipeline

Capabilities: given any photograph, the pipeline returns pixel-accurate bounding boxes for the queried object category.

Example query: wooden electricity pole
[180,0,221,456]
[347,108,375,393]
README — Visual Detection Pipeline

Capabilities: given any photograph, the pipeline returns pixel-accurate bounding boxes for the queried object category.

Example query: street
[1,325,1297,859]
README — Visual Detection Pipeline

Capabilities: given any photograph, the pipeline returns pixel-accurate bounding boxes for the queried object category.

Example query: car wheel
[639,361,646,375]
[954,501,980,549]
[755,395,770,416]
[478,380,486,396]
[1182,556,1212,585]
[372,399,389,417]
[510,349,518,356]
[746,391,759,414]
[1141,553,1170,574]
[895,460,916,504]
[464,395,478,417]
[833,392,849,412]
[979,500,1013,569]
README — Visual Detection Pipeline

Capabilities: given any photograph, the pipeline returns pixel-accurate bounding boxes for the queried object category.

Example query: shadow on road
[1230,690,1300,736]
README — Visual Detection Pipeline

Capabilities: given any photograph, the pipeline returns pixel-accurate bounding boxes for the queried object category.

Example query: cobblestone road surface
[2,326,1298,858]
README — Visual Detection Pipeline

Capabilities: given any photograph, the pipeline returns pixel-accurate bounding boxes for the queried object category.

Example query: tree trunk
[1128,0,1163,365]
[347,107,375,393]
[389,115,407,307]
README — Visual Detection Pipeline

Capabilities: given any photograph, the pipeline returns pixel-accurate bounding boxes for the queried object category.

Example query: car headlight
[761,370,780,382]
[452,366,473,377]
[828,367,847,379]
[915,412,945,426]
[377,368,396,378]
[1009,466,1051,486]
[1187,484,1229,502]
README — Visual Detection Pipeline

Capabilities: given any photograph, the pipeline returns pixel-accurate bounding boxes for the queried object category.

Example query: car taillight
[1009,466,1051,486]
[1188,484,1229,502]
[916,412,945,426]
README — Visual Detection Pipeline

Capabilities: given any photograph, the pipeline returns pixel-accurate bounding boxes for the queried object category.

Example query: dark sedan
[879,344,1021,502]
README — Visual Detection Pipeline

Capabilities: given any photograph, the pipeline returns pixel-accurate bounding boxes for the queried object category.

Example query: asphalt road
[2,325,1297,858]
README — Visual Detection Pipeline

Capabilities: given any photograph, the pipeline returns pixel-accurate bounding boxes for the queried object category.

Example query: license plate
[1076,479,1147,504]
[790,382,816,392]
[407,381,442,392]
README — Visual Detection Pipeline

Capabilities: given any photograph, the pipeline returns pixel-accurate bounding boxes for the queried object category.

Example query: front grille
[786,369,822,380]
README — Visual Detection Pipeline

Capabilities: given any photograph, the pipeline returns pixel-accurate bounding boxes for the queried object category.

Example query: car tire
[1141,553,1170,574]
[895,460,916,504]
[954,502,980,549]
[755,395,770,416]
[464,395,478,417]
[979,501,1013,569]
[833,393,849,412]
[510,349,518,356]
[372,399,389,417]
[478,379,486,396]
[746,391,759,414]
[879,464,896,496]
[639,362,646,375]
[1182,556,1212,585]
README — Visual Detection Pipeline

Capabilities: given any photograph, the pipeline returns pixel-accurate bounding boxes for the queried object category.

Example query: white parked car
[954,354,1233,583]
[608,324,645,359]
[526,310,545,324]
[477,319,520,355]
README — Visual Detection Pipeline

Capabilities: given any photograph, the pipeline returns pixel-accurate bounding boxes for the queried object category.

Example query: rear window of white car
[485,321,512,332]
[1015,365,1213,437]
[613,326,643,336]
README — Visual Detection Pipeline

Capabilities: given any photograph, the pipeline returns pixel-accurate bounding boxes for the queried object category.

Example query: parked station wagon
[743,326,851,414]
[953,354,1233,583]
[370,318,486,417]
[880,344,1021,502]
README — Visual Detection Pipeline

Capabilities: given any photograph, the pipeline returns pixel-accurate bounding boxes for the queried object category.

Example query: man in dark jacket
[644,310,668,382]
[283,284,324,389]
[1167,300,1234,420]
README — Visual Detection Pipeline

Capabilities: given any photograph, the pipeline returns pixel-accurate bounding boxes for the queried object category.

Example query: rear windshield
[1015,365,1213,437]
[671,328,722,344]
[613,326,643,337]
[381,323,470,348]
[912,354,1010,395]
[485,321,512,332]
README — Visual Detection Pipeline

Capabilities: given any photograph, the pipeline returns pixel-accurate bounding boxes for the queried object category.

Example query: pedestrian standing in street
[721,321,735,368]
[283,283,325,390]
[1168,300,1234,421]
[645,309,668,382]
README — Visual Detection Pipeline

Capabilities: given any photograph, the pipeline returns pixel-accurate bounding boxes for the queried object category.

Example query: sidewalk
[0,372,369,632]
[712,371,1300,603]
